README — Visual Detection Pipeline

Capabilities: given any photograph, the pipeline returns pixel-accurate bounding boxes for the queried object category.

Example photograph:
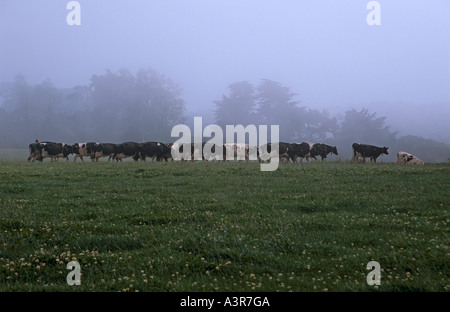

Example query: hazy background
[1,1,449,161]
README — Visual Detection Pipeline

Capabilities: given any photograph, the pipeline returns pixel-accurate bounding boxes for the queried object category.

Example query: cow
[113,142,140,162]
[309,143,338,161]
[158,142,172,161]
[92,143,117,162]
[37,142,73,162]
[138,142,172,161]
[352,143,388,163]
[223,143,252,162]
[290,142,312,163]
[173,142,226,162]
[201,142,222,161]
[257,143,283,163]
[27,143,39,162]
[397,151,424,165]
[27,140,50,162]
[276,142,293,162]
[73,142,99,162]
[170,142,195,161]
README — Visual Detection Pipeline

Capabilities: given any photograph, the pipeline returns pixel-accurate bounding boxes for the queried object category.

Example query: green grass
[0,160,448,292]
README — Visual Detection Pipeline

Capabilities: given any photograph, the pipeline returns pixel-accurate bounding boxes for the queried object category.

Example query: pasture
[0,158,448,292]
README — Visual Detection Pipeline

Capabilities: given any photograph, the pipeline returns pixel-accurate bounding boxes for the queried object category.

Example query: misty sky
[1,1,449,142]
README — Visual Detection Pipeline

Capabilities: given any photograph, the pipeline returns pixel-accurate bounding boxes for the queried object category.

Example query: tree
[301,108,339,143]
[89,68,185,143]
[256,79,304,142]
[135,68,185,142]
[0,76,66,147]
[214,81,256,127]
[89,69,138,142]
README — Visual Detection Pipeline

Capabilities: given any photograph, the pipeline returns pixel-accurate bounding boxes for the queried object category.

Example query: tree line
[0,67,449,162]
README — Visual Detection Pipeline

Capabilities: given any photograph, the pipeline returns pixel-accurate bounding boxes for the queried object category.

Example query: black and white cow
[37,142,73,162]
[310,143,338,161]
[73,142,99,162]
[27,140,51,162]
[138,142,172,161]
[92,143,117,162]
[397,151,424,165]
[352,143,388,163]
[113,142,140,162]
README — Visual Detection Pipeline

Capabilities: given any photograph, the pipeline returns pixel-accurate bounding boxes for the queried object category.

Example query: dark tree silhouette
[255,79,304,142]
[214,81,257,127]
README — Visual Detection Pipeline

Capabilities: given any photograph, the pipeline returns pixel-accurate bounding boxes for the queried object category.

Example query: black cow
[138,142,172,161]
[92,143,117,162]
[73,142,99,162]
[352,143,388,163]
[277,142,294,162]
[290,142,313,163]
[113,142,140,162]
[158,143,172,161]
[37,142,73,162]
[310,143,338,161]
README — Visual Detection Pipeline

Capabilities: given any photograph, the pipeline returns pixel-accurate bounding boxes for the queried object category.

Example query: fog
[1,1,449,160]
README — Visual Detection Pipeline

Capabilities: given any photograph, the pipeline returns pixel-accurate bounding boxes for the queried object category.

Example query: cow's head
[63,144,74,157]
[382,147,389,155]
[72,143,81,154]
[332,146,338,155]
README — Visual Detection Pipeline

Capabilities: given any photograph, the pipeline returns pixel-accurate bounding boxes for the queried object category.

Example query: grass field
[0,159,448,292]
